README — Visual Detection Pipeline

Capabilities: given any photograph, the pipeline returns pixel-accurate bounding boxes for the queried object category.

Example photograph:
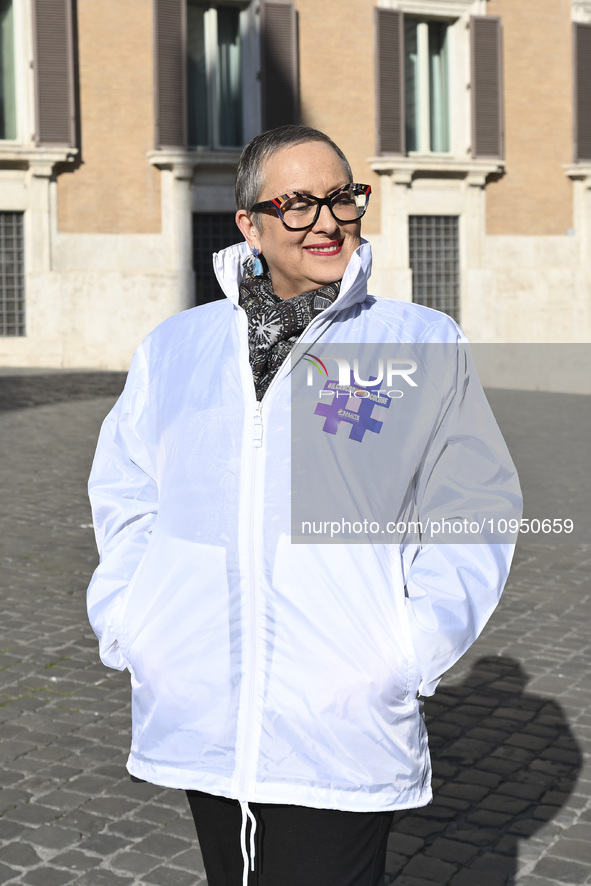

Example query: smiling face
[235,141,362,300]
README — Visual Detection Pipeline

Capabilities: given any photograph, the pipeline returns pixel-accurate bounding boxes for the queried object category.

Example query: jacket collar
[213,239,372,313]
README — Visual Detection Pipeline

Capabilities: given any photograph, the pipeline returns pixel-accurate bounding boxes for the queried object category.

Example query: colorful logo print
[303,352,329,383]
[314,373,391,443]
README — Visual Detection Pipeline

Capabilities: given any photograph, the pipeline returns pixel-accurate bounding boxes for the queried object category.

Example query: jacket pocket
[271,536,418,708]
[117,538,228,661]
[120,540,235,755]
[395,547,422,701]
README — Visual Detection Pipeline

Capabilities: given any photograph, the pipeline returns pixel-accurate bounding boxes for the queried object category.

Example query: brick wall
[295,0,381,235]
[57,0,161,234]
[485,0,573,236]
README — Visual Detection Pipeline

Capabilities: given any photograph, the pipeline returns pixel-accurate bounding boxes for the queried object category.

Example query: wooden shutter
[375,8,404,155]
[471,16,504,160]
[574,23,591,162]
[261,1,299,130]
[154,0,187,149]
[32,0,76,147]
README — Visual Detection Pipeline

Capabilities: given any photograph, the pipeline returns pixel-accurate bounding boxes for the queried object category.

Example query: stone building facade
[0,0,589,369]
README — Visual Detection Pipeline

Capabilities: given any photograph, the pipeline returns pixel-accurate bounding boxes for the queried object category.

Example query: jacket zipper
[253,401,263,447]
[238,415,261,802]
[234,305,341,801]
[234,309,266,803]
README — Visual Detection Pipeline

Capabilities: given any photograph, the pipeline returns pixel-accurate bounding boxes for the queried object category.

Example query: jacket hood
[213,238,373,314]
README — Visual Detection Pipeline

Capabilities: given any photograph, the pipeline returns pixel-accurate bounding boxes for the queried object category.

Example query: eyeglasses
[250,183,372,231]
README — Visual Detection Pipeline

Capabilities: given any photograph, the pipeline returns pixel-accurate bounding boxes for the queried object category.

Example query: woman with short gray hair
[87,125,521,885]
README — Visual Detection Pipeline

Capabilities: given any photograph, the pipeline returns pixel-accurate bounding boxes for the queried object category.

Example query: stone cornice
[376,0,483,17]
[565,163,591,182]
[572,0,591,23]
[368,155,504,186]
[0,146,78,176]
[147,149,241,180]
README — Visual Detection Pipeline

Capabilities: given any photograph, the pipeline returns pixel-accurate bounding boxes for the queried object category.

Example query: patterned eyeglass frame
[250,183,372,231]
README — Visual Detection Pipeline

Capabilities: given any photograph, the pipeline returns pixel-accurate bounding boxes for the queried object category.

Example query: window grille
[192,212,240,305]
[0,212,25,335]
[409,215,459,322]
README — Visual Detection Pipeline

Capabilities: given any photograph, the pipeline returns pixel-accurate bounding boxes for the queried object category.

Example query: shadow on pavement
[0,372,127,412]
[387,656,582,885]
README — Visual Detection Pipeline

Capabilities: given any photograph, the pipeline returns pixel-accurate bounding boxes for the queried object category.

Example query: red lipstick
[303,239,344,256]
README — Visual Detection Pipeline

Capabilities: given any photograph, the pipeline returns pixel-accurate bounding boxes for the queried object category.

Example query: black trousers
[186,790,395,886]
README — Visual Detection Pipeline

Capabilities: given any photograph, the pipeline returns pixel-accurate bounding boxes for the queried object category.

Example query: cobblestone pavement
[0,371,590,886]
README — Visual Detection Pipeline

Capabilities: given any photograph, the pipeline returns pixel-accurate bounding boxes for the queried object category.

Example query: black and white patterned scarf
[239,255,340,400]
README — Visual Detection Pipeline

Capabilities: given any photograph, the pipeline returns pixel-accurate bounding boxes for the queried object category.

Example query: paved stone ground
[0,371,590,886]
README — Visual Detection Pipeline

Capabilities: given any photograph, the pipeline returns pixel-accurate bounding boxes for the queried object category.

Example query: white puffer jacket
[87,240,521,812]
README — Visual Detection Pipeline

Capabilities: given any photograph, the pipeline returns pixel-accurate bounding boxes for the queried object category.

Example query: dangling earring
[251,247,264,277]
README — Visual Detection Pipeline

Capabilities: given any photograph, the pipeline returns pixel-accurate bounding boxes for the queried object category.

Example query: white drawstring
[239,800,257,886]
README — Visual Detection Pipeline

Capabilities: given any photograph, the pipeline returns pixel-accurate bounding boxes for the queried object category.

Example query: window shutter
[154,0,187,149]
[375,8,404,155]
[261,1,299,130]
[574,23,591,162]
[471,16,504,160]
[32,0,76,147]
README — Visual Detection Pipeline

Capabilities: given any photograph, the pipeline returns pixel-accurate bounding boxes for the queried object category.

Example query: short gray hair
[235,125,353,226]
